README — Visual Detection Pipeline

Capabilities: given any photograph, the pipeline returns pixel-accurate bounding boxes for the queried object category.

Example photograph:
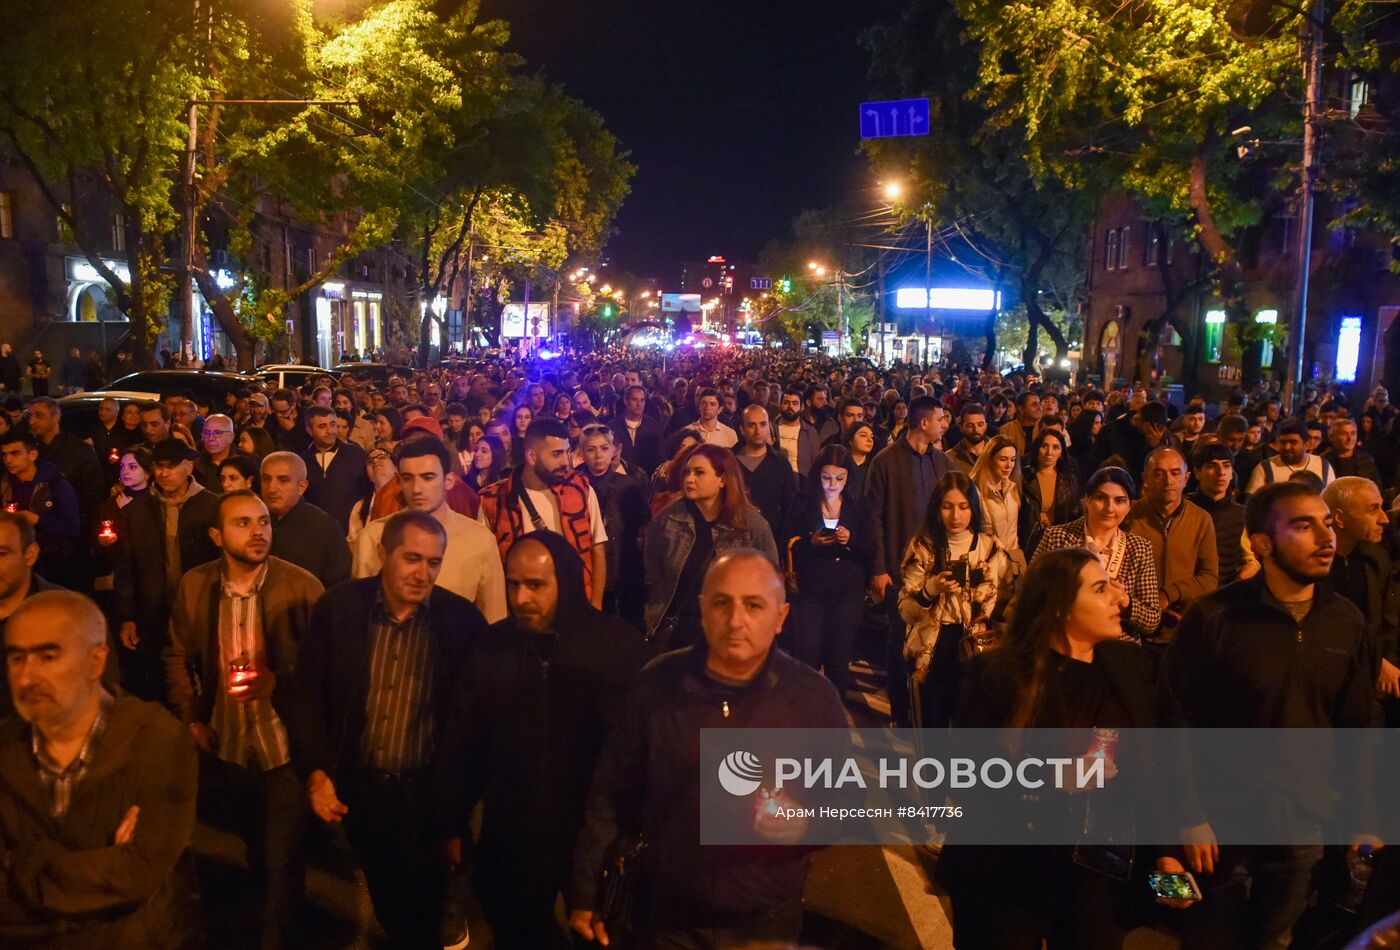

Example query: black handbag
[597,834,646,932]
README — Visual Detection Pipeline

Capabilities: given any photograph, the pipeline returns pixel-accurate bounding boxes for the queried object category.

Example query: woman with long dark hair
[780,445,873,695]
[1034,467,1161,640]
[1020,428,1081,559]
[941,547,1155,949]
[464,435,507,493]
[643,443,778,649]
[898,471,1012,728]
[373,407,404,453]
[1067,407,1104,472]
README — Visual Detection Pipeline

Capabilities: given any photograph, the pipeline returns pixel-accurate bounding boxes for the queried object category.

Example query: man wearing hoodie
[0,430,80,590]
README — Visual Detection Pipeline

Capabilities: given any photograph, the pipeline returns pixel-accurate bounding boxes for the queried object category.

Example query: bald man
[1131,446,1219,634]
[570,551,846,947]
[194,413,243,492]
[261,451,352,588]
[1324,476,1400,705]
[0,591,197,945]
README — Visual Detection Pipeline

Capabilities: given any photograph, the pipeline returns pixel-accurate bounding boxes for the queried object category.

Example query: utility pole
[1285,0,1324,410]
[178,0,202,366]
[462,222,475,351]
[836,271,845,356]
[924,214,933,370]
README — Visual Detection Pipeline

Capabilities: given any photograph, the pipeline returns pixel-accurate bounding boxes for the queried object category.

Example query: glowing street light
[882,181,903,201]
[807,262,819,271]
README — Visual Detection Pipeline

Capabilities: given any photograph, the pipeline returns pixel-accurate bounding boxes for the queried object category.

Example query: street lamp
[882,181,903,201]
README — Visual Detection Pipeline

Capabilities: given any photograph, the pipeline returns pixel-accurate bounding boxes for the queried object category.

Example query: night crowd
[1,345,1397,950]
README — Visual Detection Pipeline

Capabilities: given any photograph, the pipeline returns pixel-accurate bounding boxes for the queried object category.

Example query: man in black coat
[288,510,490,950]
[260,450,352,589]
[570,551,846,948]
[27,396,104,519]
[438,531,645,950]
[734,405,797,546]
[301,404,369,532]
[113,438,220,701]
[608,384,663,474]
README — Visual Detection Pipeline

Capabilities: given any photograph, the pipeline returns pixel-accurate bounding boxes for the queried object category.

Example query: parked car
[333,362,411,387]
[55,390,161,439]
[103,370,260,410]
[256,364,340,392]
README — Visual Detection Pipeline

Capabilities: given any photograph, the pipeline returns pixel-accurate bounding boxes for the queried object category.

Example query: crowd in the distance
[0,346,1396,950]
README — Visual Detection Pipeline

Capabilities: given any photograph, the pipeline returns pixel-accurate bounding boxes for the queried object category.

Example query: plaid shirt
[33,690,114,819]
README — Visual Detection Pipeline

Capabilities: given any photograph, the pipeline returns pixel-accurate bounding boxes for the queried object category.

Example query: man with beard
[164,491,323,948]
[477,419,608,608]
[0,591,197,947]
[775,387,819,477]
[734,404,797,544]
[822,398,867,448]
[1158,482,1381,948]
[1245,419,1335,495]
[803,384,839,444]
[438,532,645,949]
[948,404,989,474]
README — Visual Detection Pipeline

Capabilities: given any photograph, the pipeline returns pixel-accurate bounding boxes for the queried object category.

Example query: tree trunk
[190,265,254,370]
[1021,288,1069,373]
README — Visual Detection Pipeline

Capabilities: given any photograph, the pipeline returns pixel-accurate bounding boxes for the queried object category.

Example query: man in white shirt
[1244,418,1335,496]
[353,438,506,622]
[692,387,738,448]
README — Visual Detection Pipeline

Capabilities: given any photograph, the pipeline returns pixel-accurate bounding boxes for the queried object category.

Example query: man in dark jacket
[0,342,22,394]
[1158,482,1380,949]
[0,591,198,949]
[260,451,352,589]
[0,430,82,591]
[26,397,104,520]
[301,405,369,532]
[1323,476,1400,720]
[164,491,323,948]
[609,384,663,474]
[288,510,490,949]
[1322,417,1383,483]
[864,395,955,725]
[439,532,645,950]
[113,438,220,701]
[577,426,650,625]
[268,389,311,454]
[735,405,797,545]
[570,551,846,948]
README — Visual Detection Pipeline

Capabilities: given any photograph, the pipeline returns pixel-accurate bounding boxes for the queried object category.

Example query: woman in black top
[780,445,873,696]
[942,547,1158,950]
[1019,428,1082,558]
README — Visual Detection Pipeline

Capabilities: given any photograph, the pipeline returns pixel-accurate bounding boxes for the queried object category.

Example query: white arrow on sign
[863,108,880,136]
[909,106,925,131]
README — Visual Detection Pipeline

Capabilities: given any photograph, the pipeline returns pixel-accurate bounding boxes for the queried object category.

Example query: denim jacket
[642,499,779,638]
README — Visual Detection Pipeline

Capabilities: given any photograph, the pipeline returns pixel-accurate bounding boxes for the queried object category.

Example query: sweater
[1128,498,1218,612]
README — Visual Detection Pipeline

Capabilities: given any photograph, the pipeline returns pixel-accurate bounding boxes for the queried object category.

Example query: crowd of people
[1,346,1397,949]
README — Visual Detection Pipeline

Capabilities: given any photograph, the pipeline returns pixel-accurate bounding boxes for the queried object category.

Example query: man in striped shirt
[164,491,323,948]
[291,509,488,949]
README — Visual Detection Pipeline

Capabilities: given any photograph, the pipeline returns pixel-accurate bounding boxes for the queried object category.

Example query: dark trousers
[636,896,803,949]
[475,856,572,950]
[342,771,444,949]
[913,623,964,729]
[1178,843,1324,950]
[118,625,165,702]
[885,590,911,726]
[199,759,306,949]
[947,847,1130,950]
[788,582,864,696]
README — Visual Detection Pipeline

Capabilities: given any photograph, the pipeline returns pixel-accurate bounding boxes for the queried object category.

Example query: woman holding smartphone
[898,471,1012,728]
[942,546,1157,949]
[1034,467,1161,640]
[782,445,873,696]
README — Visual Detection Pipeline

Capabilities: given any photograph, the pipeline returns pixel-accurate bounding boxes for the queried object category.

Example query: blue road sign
[859,98,930,139]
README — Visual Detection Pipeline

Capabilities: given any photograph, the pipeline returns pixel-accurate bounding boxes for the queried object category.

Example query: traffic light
[601,304,614,318]
[780,276,792,293]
